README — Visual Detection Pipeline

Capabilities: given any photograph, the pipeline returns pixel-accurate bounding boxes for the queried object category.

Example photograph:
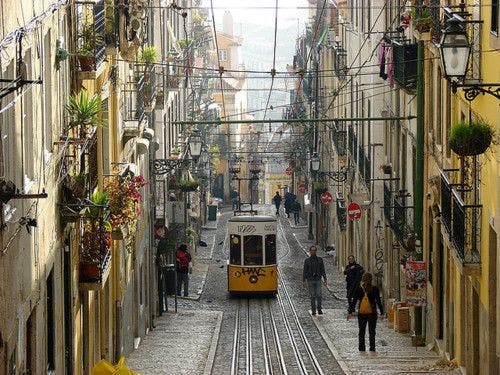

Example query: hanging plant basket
[177,179,201,192]
[449,120,493,156]
[313,182,327,194]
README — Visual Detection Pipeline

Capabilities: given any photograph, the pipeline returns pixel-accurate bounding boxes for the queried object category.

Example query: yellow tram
[227,215,278,295]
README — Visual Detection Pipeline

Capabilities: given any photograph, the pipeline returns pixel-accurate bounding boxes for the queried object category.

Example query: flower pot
[381,165,392,174]
[78,56,95,71]
[79,262,100,282]
[449,121,493,156]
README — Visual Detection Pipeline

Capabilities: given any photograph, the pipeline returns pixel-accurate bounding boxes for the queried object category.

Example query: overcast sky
[201,0,310,32]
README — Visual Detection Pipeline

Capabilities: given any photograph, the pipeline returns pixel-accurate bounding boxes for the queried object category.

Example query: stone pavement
[288,222,459,374]
[127,310,223,374]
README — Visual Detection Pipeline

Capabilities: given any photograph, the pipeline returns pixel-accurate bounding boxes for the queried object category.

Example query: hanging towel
[387,46,395,88]
[379,40,388,80]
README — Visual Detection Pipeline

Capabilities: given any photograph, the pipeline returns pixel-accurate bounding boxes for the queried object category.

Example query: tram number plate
[236,225,256,233]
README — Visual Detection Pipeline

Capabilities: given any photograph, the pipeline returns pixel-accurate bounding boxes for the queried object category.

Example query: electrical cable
[209,0,227,119]
[262,0,279,122]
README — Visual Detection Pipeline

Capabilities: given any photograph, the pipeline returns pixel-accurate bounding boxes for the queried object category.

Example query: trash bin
[208,205,217,221]
[165,264,176,295]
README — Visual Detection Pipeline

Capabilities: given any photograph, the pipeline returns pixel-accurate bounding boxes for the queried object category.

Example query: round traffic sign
[320,191,333,205]
[285,166,292,176]
[347,202,362,220]
[298,183,306,193]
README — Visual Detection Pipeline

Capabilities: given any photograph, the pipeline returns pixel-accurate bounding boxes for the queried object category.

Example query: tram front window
[230,235,241,264]
[265,234,276,265]
[243,235,263,265]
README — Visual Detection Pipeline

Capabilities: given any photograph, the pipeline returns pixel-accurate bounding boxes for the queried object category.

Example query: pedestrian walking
[347,272,384,352]
[291,199,301,225]
[303,245,327,315]
[344,255,364,307]
[272,191,282,216]
[284,192,296,218]
[176,244,192,297]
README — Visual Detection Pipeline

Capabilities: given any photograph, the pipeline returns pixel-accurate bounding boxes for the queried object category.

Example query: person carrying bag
[347,272,384,352]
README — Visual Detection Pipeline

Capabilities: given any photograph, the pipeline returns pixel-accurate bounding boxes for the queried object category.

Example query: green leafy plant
[140,45,158,65]
[66,90,103,129]
[77,22,103,57]
[209,145,220,155]
[449,120,494,156]
[85,190,110,223]
[176,179,201,192]
[185,227,197,243]
[313,181,327,193]
[177,38,194,49]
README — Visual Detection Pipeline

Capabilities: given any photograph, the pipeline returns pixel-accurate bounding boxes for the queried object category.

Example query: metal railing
[440,169,481,264]
[383,183,392,222]
[392,40,418,90]
[75,0,106,71]
[358,146,371,186]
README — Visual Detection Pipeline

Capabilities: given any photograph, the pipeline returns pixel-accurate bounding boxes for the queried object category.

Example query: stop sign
[298,183,306,193]
[320,191,333,205]
[347,202,362,219]
[285,166,292,175]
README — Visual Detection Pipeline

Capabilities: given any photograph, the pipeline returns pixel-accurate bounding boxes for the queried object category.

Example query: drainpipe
[414,39,425,341]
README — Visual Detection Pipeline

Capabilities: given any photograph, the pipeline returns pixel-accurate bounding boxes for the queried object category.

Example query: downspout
[414,39,425,341]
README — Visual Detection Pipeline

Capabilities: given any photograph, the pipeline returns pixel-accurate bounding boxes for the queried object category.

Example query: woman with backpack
[347,272,384,352]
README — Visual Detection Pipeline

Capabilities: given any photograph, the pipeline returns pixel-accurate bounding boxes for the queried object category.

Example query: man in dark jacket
[176,244,192,297]
[283,192,296,218]
[272,191,282,216]
[290,200,302,225]
[303,245,327,315]
[344,255,364,307]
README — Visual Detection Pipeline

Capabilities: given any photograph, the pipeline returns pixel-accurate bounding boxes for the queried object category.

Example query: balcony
[75,0,107,79]
[336,195,347,231]
[358,146,371,187]
[332,122,346,156]
[122,66,150,140]
[440,170,481,268]
[333,42,347,79]
[79,221,112,290]
[391,197,414,250]
[383,183,392,222]
[392,40,417,90]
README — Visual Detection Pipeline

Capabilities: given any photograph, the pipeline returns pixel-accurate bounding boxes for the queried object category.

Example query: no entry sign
[298,183,306,193]
[347,202,362,220]
[285,166,292,175]
[320,191,333,205]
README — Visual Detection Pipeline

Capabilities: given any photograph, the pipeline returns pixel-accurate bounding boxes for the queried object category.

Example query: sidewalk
[127,310,223,374]
[312,310,458,374]
[289,223,459,374]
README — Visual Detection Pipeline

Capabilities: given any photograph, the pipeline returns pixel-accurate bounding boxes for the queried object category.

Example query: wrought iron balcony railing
[336,195,347,231]
[358,146,371,186]
[440,170,481,264]
[383,183,392,222]
[392,40,418,90]
[75,0,106,73]
[391,197,414,249]
[332,122,346,156]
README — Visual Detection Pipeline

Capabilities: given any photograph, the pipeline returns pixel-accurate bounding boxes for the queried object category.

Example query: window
[243,235,263,265]
[218,49,228,61]
[492,0,499,35]
[265,235,276,265]
[230,234,241,264]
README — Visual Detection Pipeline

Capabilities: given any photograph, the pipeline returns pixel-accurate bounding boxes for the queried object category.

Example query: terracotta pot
[79,263,100,282]
[78,56,95,71]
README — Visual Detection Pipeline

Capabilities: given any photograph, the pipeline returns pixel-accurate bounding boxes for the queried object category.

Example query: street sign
[285,166,292,175]
[347,202,362,220]
[298,183,306,193]
[320,191,333,205]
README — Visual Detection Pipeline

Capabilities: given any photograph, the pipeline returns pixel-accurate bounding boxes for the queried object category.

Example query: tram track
[226,222,326,375]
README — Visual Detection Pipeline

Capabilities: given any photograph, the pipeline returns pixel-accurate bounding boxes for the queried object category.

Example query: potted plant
[140,45,158,65]
[80,190,112,282]
[77,22,102,71]
[313,181,327,194]
[177,38,194,49]
[177,179,201,192]
[66,90,103,131]
[104,174,148,239]
[449,120,494,156]
[380,163,392,174]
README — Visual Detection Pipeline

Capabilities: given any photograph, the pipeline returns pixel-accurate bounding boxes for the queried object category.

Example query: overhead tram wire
[210,0,227,119]
[262,0,279,122]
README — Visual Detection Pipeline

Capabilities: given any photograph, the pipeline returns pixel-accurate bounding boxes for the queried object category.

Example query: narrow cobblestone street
[127,207,458,374]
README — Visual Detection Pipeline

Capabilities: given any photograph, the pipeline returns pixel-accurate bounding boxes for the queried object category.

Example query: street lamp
[438,11,500,100]
[189,130,202,159]
[310,152,320,172]
[438,19,470,80]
